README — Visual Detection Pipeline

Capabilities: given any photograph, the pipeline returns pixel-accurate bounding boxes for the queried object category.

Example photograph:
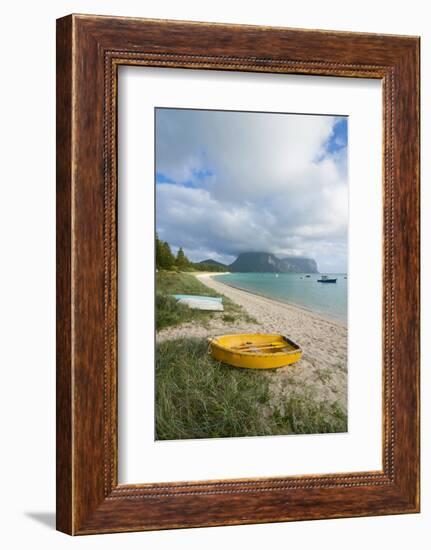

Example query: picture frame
[56,14,420,535]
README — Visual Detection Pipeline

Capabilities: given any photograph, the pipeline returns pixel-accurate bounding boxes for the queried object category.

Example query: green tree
[155,233,164,269]
[176,247,189,269]
[155,234,175,269]
[161,241,175,269]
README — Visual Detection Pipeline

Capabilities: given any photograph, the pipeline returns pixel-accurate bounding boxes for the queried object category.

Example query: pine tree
[176,247,189,269]
[155,233,175,269]
[161,241,175,269]
[155,233,164,269]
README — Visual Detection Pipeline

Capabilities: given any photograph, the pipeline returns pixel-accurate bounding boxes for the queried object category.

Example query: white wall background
[0,0,427,548]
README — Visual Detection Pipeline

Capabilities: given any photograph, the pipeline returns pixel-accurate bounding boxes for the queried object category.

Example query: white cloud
[156,109,348,272]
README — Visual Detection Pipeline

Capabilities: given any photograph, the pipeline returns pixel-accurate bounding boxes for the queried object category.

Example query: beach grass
[155,337,347,440]
[157,271,220,296]
[156,293,211,331]
[156,271,255,331]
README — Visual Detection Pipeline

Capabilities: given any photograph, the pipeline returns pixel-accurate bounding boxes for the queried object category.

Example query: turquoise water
[214,273,347,324]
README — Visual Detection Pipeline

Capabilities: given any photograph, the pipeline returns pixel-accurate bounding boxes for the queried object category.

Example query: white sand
[158,273,347,412]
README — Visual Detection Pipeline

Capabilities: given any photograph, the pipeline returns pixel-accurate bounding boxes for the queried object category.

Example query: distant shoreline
[197,272,346,328]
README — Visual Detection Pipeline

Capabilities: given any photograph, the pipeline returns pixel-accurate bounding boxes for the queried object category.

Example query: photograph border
[56,14,420,534]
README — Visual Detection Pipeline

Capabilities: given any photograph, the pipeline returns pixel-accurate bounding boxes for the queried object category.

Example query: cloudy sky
[155,108,348,273]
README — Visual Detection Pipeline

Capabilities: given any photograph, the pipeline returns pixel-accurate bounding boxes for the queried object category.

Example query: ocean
[214,272,347,324]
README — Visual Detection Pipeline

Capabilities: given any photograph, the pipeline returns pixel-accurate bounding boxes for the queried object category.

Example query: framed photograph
[56,14,420,535]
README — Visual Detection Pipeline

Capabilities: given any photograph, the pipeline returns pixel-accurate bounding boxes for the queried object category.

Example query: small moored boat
[317,275,337,283]
[208,333,302,369]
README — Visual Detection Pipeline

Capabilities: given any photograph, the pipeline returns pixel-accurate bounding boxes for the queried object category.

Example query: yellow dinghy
[208,333,302,369]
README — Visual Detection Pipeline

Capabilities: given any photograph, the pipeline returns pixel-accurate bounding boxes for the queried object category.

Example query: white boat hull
[177,298,224,311]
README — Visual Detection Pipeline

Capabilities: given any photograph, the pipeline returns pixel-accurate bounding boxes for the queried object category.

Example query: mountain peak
[229,252,318,273]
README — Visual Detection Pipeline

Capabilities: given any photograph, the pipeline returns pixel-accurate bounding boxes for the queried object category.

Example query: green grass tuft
[272,393,347,434]
[157,271,220,297]
[156,293,211,331]
[222,313,236,323]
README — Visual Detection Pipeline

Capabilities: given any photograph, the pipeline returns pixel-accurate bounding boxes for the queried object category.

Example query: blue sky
[327,118,348,154]
[155,108,348,272]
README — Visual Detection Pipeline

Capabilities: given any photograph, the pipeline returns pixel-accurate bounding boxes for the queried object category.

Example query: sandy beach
[157,273,347,413]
